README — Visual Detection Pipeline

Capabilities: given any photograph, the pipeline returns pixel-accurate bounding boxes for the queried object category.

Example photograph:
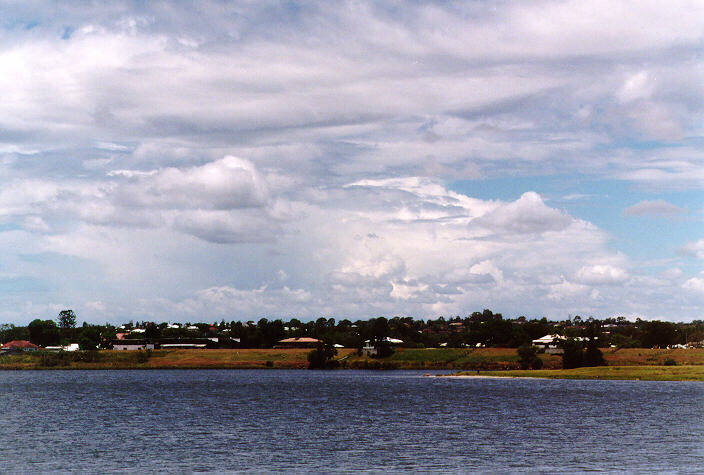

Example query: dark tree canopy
[57,310,77,329]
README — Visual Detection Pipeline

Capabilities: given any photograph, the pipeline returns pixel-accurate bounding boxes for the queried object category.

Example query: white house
[113,341,155,351]
[44,343,80,352]
[532,334,564,348]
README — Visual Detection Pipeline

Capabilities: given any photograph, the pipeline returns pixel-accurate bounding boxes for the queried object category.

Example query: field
[0,347,702,377]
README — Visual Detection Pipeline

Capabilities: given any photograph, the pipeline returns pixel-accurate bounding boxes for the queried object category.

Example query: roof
[532,334,563,344]
[277,337,321,343]
[1,340,40,349]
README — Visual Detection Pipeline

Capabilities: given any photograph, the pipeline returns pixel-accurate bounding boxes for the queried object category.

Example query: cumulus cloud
[473,192,572,234]
[683,275,704,293]
[575,265,629,285]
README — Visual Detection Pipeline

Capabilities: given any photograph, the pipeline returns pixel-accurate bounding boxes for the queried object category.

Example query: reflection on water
[0,370,702,472]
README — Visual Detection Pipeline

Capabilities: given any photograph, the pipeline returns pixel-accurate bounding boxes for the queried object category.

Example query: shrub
[531,357,544,370]
[265,360,274,368]
[663,358,677,366]
[136,350,149,364]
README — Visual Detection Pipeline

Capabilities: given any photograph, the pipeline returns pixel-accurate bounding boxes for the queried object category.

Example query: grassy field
[454,365,704,381]
[0,347,702,374]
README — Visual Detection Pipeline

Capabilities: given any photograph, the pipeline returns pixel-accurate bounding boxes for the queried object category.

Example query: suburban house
[110,338,222,350]
[112,340,155,351]
[532,334,564,348]
[361,337,404,356]
[275,337,321,348]
[44,343,80,352]
[1,340,40,353]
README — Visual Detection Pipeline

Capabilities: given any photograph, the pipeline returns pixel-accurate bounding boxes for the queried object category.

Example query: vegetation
[307,342,340,369]
[3,310,704,352]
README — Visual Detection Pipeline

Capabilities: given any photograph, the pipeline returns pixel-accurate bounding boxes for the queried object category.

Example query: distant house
[112,340,155,351]
[44,343,80,352]
[532,334,564,349]
[275,337,321,348]
[1,340,40,352]
[361,337,404,356]
[111,338,219,350]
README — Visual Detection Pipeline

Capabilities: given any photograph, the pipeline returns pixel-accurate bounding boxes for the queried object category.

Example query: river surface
[0,369,702,472]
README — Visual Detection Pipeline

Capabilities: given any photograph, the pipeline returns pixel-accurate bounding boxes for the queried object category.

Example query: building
[275,337,322,348]
[361,337,404,356]
[112,340,155,351]
[1,340,40,352]
[44,343,80,352]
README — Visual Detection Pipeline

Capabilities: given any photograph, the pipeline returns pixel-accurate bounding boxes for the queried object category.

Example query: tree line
[1,309,702,351]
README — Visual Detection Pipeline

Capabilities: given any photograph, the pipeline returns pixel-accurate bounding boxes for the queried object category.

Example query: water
[0,370,702,472]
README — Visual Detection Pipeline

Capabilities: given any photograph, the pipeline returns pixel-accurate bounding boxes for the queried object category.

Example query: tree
[57,310,77,329]
[562,338,584,369]
[641,320,678,348]
[584,337,605,367]
[307,341,339,369]
[78,326,101,350]
[517,344,542,370]
[144,322,161,340]
[28,319,61,347]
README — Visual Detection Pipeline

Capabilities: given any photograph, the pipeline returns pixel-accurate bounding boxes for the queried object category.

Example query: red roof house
[1,340,40,352]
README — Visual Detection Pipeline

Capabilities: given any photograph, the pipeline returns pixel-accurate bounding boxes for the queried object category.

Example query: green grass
[454,365,704,381]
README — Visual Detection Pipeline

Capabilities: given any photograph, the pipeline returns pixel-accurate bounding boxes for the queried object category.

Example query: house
[361,337,404,356]
[112,340,155,351]
[1,340,40,352]
[532,334,563,348]
[275,337,321,348]
[532,334,566,354]
[44,343,80,352]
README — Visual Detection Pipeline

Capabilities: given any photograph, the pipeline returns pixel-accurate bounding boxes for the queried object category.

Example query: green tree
[562,338,584,369]
[57,310,77,329]
[307,341,339,369]
[28,319,61,347]
[517,344,540,370]
[584,337,605,367]
[641,321,678,348]
[144,322,161,340]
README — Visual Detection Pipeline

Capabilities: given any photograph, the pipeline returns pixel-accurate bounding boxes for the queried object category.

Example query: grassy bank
[453,365,704,381]
[0,347,702,372]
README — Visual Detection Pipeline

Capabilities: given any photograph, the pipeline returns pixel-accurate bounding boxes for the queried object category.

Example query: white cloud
[575,265,629,285]
[622,199,687,216]
[0,2,700,322]
[683,276,704,293]
[473,192,572,234]
[679,239,704,259]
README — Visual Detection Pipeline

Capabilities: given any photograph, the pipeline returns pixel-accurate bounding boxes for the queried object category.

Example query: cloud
[683,275,704,293]
[473,192,572,234]
[0,156,283,244]
[575,265,629,285]
[0,2,700,322]
[678,239,704,259]
[622,199,687,216]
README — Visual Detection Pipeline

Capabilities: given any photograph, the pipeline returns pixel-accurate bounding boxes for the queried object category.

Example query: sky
[0,1,702,324]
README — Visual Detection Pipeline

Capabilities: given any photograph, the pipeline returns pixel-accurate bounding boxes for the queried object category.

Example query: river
[1,369,702,472]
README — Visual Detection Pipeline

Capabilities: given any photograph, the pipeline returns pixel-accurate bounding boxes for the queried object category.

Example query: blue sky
[0,1,701,324]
